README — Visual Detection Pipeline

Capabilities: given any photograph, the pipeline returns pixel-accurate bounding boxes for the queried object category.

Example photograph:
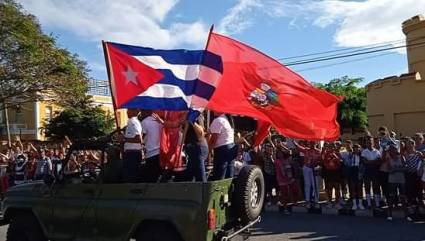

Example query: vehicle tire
[135,221,182,241]
[6,212,47,241]
[233,165,265,224]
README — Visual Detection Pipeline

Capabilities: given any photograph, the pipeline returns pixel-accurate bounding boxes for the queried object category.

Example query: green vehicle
[0,140,265,241]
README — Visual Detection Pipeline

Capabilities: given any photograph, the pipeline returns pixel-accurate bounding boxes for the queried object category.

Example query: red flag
[253,120,271,147]
[206,33,342,141]
[156,111,186,170]
[104,42,163,108]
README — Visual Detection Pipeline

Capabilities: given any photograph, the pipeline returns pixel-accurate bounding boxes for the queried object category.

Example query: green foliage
[44,102,115,141]
[0,0,89,109]
[315,76,368,132]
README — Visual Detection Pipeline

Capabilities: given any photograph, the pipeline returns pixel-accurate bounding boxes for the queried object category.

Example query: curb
[265,205,425,220]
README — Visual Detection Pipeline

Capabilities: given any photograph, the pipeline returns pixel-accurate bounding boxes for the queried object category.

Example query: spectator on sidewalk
[336,140,353,202]
[361,136,382,208]
[262,143,277,206]
[403,137,423,207]
[294,140,322,209]
[347,144,365,210]
[321,142,343,208]
[250,145,264,169]
[378,126,395,152]
[34,149,53,181]
[239,143,252,166]
[414,133,425,152]
[378,143,391,208]
[275,149,300,213]
[0,153,9,195]
[14,154,28,185]
[386,144,410,221]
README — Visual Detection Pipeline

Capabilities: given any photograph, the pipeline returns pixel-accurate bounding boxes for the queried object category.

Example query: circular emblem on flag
[248,83,279,109]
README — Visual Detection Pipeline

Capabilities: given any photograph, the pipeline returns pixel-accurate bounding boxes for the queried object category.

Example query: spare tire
[233,165,265,224]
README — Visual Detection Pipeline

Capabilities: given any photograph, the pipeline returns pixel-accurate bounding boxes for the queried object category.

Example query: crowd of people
[239,126,425,221]
[0,136,102,195]
[1,109,425,222]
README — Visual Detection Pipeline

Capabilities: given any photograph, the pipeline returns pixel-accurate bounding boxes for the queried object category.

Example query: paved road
[0,212,424,241]
[251,212,425,241]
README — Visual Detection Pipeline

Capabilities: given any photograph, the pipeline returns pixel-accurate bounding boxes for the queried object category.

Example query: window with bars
[45,106,53,122]
[88,80,110,96]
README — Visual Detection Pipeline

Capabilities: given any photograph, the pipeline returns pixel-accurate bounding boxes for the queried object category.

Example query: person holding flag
[103,26,341,183]
[184,114,208,182]
[103,40,223,182]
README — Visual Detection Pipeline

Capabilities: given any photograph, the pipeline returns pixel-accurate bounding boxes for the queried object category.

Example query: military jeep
[0,139,265,241]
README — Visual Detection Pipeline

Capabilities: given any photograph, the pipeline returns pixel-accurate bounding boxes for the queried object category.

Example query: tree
[43,101,115,141]
[0,0,90,110]
[315,76,367,133]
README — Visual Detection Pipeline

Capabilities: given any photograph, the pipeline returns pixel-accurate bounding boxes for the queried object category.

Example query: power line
[277,35,425,63]
[277,39,404,61]
[284,40,425,66]
[283,41,402,64]
[293,52,397,72]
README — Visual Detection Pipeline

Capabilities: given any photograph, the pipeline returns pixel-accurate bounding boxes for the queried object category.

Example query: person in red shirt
[275,148,301,214]
[321,142,343,208]
[294,140,322,208]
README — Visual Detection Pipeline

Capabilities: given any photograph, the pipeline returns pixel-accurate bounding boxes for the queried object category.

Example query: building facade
[0,101,59,141]
[367,15,425,136]
[0,80,126,141]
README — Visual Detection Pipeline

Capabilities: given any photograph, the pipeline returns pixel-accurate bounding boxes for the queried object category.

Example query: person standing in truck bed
[140,110,163,182]
[122,109,143,183]
[209,112,236,180]
[184,115,208,182]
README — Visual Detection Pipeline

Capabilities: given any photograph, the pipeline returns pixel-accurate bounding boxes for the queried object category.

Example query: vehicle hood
[6,182,48,197]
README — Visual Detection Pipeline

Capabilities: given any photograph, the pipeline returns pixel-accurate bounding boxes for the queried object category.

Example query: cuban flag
[104,42,223,121]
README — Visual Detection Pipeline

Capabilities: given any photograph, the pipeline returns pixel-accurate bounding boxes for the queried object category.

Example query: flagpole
[179,25,215,163]
[204,25,214,131]
[102,40,120,129]
[205,25,214,52]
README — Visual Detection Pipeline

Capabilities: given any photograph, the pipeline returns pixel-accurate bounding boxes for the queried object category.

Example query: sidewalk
[264,202,425,220]
[264,188,425,220]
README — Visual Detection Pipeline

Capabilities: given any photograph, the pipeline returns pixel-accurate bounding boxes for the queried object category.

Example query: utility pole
[3,103,11,148]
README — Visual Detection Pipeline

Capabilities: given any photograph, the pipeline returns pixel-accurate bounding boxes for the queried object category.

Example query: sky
[17,0,425,85]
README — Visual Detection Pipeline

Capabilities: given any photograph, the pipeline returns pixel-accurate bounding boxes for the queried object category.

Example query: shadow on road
[250,211,425,241]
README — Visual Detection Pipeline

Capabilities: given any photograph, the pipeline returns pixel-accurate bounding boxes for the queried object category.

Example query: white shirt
[124,117,143,151]
[141,116,162,158]
[209,115,234,148]
[361,148,381,161]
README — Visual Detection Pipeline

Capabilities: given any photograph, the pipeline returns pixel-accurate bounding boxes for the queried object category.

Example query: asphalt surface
[0,212,424,241]
[250,212,425,241]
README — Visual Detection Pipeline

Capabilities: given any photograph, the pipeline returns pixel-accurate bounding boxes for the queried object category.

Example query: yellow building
[0,101,59,141]
[0,94,126,142]
[90,95,127,130]
[367,15,425,136]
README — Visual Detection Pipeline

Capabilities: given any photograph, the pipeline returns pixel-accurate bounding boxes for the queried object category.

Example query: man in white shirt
[140,110,163,182]
[361,136,382,208]
[209,112,236,180]
[34,149,53,181]
[122,109,143,183]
